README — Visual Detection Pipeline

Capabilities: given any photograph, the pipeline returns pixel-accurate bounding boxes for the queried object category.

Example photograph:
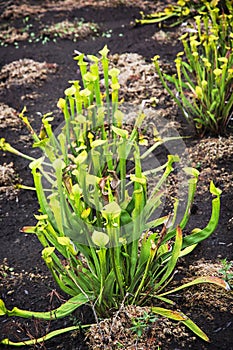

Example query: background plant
[219,258,233,289]
[0,46,229,346]
[130,311,158,338]
[41,18,99,42]
[0,16,99,48]
[136,0,231,27]
[154,3,233,135]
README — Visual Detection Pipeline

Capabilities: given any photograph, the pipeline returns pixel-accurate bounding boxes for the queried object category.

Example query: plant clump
[153,1,233,135]
[136,0,232,27]
[0,46,229,347]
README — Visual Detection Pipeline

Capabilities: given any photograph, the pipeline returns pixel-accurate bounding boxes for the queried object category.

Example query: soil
[0,1,232,349]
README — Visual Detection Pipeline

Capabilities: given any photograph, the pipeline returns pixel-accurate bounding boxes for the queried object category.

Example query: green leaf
[179,244,197,257]
[83,72,97,82]
[101,201,121,220]
[100,269,115,302]
[79,88,91,97]
[32,172,57,228]
[130,174,147,185]
[153,295,175,305]
[91,139,107,148]
[52,158,65,171]
[65,85,76,96]
[210,181,222,196]
[1,294,91,320]
[75,150,88,165]
[184,167,199,178]
[49,194,63,234]
[57,237,77,255]
[87,54,99,62]
[120,209,132,225]
[182,193,221,247]
[151,307,209,341]
[42,247,55,264]
[92,230,109,247]
[159,276,230,296]
[176,173,199,232]
[109,68,120,77]
[0,300,7,316]
[114,109,124,124]
[182,317,209,342]
[99,45,109,58]
[112,125,128,138]
[138,232,158,267]
[155,226,182,289]
[0,324,91,347]
[29,157,45,170]
[21,225,37,234]
[81,207,91,219]
[151,307,186,321]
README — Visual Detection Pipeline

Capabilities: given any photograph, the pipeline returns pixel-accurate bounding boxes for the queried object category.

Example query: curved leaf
[151,306,186,321]
[151,306,209,342]
[155,226,182,289]
[0,294,91,320]
[0,323,92,346]
[183,195,221,248]
[159,276,230,296]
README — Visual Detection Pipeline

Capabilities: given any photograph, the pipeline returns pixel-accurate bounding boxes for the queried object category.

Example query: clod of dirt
[189,258,233,280]
[42,19,99,41]
[110,53,161,103]
[151,18,195,46]
[0,26,29,44]
[109,52,179,123]
[0,162,21,200]
[178,258,233,314]
[0,59,58,89]
[187,136,233,193]
[152,28,182,45]
[0,103,22,130]
[0,1,155,20]
[0,163,18,187]
[86,305,192,350]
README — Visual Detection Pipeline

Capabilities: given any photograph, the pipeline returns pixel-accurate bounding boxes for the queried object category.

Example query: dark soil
[0,1,232,349]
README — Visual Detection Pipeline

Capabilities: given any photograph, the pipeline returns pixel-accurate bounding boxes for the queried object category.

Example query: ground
[0,0,233,349]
